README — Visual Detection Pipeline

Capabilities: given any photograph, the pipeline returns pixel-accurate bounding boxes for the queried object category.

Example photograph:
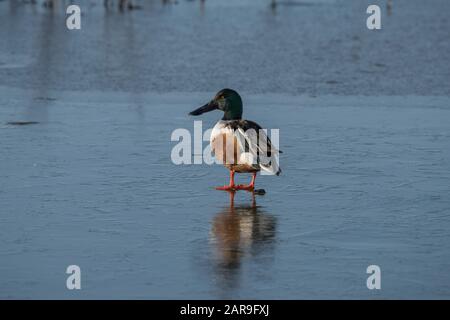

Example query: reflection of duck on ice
[210,191,276,270]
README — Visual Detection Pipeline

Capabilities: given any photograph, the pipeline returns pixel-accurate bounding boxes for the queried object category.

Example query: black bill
[189,101,218,116]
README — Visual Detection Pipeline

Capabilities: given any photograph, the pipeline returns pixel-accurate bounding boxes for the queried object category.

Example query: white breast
[210,120,229,145]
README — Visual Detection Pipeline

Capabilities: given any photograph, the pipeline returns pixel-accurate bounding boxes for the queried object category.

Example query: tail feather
[259,155,281,176]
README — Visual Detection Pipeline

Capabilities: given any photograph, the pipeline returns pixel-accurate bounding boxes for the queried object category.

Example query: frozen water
[0,0,450,299]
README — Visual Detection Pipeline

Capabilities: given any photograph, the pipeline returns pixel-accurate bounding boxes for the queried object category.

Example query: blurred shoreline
[1,0,449,96]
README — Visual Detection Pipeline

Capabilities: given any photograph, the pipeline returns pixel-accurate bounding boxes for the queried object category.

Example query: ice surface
[0,0,450,299]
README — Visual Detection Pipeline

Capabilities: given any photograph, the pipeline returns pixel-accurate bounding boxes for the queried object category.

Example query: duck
[189,89,281,191]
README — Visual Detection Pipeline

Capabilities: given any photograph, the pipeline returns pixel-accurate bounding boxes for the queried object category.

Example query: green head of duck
[189,88,243,120]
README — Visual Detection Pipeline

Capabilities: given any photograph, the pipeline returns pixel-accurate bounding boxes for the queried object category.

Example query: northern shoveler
[189,89,281,191]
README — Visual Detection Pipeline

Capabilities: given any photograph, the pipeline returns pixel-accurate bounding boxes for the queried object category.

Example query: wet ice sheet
[1,0,450,299]
[1,87,449,298]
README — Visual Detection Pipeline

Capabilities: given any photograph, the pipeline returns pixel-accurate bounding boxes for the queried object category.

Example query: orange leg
[235,172,257,191]
[215,170,236,191]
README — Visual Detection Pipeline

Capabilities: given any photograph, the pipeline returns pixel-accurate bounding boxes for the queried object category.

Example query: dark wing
[226,120,282,157]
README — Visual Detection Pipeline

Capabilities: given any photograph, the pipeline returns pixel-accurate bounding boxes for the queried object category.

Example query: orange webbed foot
[234,184,255,191]
[215,185,236,191]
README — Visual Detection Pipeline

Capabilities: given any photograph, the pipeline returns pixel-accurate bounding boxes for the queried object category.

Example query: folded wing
[227,120,282,176]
